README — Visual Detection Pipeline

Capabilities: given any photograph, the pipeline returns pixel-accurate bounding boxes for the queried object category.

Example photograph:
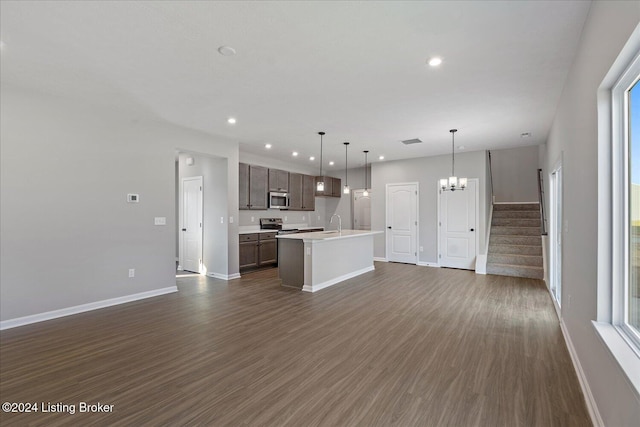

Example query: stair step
[490,235,542,246]
[486,263,544,279]
[492,218,541,227]
[493,203,540,211]
[488,253,543,267]
[493,210,540,219]
[488,244,542,256]
[491,226,541,236]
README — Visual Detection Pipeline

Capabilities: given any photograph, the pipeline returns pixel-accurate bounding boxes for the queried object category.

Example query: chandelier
[440,129,467,191]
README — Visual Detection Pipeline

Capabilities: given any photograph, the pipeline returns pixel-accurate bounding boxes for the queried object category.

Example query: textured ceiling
[0,1,591,168]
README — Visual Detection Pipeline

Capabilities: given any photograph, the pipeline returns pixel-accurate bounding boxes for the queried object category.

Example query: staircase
[487,203,544,279]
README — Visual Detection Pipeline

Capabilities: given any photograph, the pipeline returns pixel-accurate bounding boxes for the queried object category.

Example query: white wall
[371,150,488,264]
[491,145,541,202]
[0,85,240,322]
[541,1,640,425]
[177,152,228,276]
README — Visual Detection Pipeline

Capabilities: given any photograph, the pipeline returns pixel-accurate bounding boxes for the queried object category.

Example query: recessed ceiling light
[329,161,334,166]
[218,46,236,56]
[292,152,298,157]
[379,155,385,160]
[265,144,272,149]
[521,132,532,138]
[428,57,442,67]
[309,156,315,161]
[227,117,236,124]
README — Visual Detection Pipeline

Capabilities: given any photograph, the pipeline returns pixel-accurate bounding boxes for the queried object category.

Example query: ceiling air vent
[401,138,422,145]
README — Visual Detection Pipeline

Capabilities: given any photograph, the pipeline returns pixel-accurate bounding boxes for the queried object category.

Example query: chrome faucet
[330,214,342,232]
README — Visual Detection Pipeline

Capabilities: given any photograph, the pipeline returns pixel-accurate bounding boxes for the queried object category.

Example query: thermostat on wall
[127,193,139,203]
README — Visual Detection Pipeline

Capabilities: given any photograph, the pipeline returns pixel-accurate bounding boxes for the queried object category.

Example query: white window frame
[595,26,640,395]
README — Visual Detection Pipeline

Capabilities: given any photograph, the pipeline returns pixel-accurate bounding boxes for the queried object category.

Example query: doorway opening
[438,178,479,270]
[385,183,418,264]
[352,189,371,230]
[549,162,563,306]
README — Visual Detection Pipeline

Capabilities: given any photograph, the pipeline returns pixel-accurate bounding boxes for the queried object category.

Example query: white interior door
[549,167,562,305]
[439,179,477,270]
[352,189,371,230]
[181,176,203,273]
[386,183,418,264]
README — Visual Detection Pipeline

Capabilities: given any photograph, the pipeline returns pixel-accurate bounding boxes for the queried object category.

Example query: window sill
[592,321,640,397]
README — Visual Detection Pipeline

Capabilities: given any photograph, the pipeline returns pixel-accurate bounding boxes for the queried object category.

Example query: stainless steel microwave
[269,192,289,209]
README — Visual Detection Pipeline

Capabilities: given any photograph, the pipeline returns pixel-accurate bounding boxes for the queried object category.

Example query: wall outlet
[251,216,255,222]
[220,217,224,224]
[302,215,306,221]
[128,268,135,278]
[419,246,424,252]
[284,216,288,221]
[229,216,234,223]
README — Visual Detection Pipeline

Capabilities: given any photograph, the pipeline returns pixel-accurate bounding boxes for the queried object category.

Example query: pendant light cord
[364,150,369,189]
[319,132,325,178]
[344,143,348,184]
[450,129,457,177]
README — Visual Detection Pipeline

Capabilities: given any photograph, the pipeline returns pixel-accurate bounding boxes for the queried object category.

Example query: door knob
[182,228,187,231]
[470,228,475,232]
[387,226,392,229]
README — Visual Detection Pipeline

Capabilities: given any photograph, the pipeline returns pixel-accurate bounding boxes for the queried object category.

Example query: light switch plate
[154,217,166,225]
[127,193,139,203]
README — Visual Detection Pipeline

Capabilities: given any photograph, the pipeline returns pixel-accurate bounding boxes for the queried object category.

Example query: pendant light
[363,150,369,197]
[343,142,350,194]
[317,132,325,192]
[440,129,467,191]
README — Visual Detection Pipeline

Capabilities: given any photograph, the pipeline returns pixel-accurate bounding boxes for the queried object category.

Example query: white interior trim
[417,261,439,268]
[560,320,604,427]
[0,287,178,330]
[302,266,375,293]
[373,257,388,262]
[206,272,241,281]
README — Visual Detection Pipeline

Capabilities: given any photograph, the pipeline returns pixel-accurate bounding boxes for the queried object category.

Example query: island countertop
[276,229,382,241]
[276,229,381,292]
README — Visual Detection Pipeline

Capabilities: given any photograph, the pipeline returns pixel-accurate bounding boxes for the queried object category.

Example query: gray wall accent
[324,166,367,230]
[371,150,488,264]
[0,85,239,321]
[491,145,541,202]
[177,153,228,276]
[541,2,640,424]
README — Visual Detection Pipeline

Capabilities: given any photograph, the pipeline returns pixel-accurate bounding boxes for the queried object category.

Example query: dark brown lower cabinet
[239,232,278,272]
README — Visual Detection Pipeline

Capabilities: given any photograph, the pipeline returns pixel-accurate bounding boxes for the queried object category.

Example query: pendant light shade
[363,150,369,197]
[440,129,467,191]
[343,142,350,194]
[317,132,325,192]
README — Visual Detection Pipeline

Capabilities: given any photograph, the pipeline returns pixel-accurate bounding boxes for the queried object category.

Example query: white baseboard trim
[559,319,603,427]
[373,257,388,262]
[206,272,241,281]
[417,261,439,267]
[302,265,375,293]
[475,254,487,274]
[0,286,178,331]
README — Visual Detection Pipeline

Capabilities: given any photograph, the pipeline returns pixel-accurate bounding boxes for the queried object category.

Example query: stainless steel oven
[269,192,289,209]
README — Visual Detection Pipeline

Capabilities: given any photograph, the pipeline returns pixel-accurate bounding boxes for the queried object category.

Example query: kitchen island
[276,229,382,292]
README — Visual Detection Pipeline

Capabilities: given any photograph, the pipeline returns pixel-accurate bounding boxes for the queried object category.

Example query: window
[629,79,640,342]
[595,31,640,395]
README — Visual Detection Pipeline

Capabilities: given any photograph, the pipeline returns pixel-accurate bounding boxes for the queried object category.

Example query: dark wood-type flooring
[0,262,591,426]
